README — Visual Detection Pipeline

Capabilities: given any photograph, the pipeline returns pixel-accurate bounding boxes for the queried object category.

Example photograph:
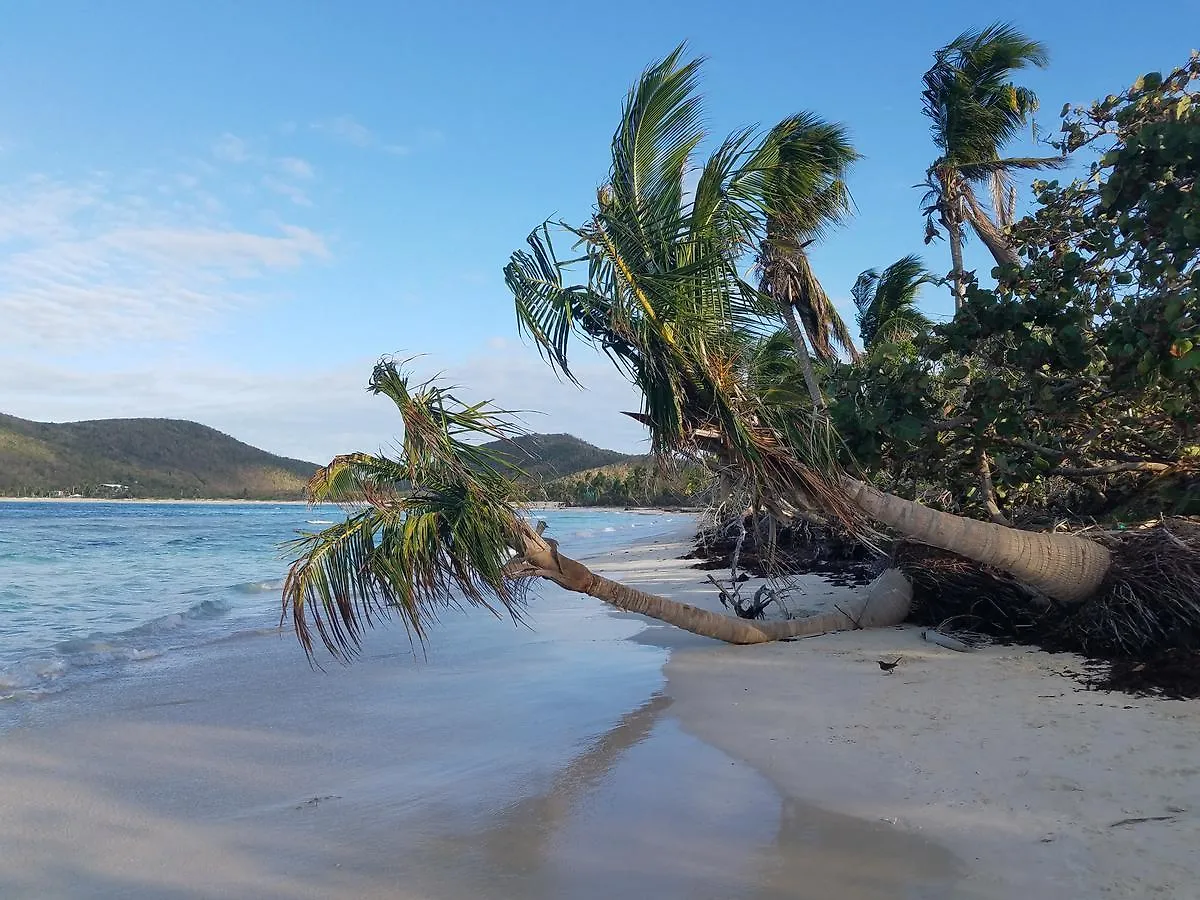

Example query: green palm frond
[924,22,1050,166]
[282,360,533,660]
[853,254,933,349]
[956,155,1067,180]
[753,113,860,363]
[504,47,871,538]
[611,44,705,243]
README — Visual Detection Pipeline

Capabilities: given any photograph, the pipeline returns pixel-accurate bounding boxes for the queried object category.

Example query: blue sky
[1,1,1193,460]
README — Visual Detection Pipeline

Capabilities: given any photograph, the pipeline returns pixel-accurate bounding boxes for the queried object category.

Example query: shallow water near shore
[0,501,681,713]
[0,502,964,898]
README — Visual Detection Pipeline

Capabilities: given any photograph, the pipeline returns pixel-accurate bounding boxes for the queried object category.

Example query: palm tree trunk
[842,477,1111,603]
[965,192,1021,269]
[518,530,911,644]
[977,449,1010,526]
[947,215,968,313]
[778,301,826,409]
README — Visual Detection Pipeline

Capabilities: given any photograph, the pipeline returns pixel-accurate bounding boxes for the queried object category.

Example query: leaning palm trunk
[946,214,968,312]
[777,301,826,408]
[512,521,912,644]
[965,193,1021,269]
[842,477,1111,603]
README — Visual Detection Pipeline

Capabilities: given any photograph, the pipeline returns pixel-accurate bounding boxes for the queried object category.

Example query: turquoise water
[0,502,687,707]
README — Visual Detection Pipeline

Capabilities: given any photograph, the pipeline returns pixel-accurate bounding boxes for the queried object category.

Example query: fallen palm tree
[895,519,1200,697]
[285,49,1198,667]
[282,361,915,657]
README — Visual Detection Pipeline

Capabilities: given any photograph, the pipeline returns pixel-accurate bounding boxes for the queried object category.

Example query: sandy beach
[2,521,1198,898]
[603,533,1200,899]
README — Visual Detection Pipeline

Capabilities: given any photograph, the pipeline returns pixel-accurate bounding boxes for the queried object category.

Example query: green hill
[540,459,707,507]
[477,433,636,481]
[0,414,319,500]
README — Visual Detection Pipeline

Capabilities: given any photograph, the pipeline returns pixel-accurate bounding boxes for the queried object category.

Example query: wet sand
[594,535,1200,899]
[0,523,966,900]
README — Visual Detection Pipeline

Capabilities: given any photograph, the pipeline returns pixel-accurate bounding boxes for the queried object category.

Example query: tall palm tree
[851,254,933,349]
[285,47,1116,661]
[506,47,1112,605]
[921,22,1064,309]
[755,115,861,402]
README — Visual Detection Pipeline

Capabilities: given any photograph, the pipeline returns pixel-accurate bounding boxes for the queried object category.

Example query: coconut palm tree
[921,22,1064,309]
[506,46,1113,606]
[755,114,861,402]
[285,47,1116,661]
[851,254,934,349]
[282,359,914,656]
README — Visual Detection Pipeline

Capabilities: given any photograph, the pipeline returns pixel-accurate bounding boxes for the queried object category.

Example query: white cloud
[311,115,373,148]
[262,175,312,206]
[0,176,328,348]
[310,117,442,158]
[278,157,314,180]
[212,133,250,163]
[0,349,649,462]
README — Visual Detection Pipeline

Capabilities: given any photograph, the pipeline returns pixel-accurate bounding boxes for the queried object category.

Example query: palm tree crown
[920,22,1062,305]
[852,254,934,349]
[756,114,861,366]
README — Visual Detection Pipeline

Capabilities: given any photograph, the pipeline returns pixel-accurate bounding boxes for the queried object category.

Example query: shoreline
[6,516,1195,896]
[0,512,966,899]
[0,496,312,505]
[599,539,1200,898]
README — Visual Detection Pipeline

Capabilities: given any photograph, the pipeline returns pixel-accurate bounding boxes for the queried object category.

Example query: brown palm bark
[512,524,911,644]
[778,300,826,409]
[946,213,968,313]
[965,191,1021,269]
[842,477,1111,603]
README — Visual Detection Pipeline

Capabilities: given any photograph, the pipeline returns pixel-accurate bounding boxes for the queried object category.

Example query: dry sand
[2,521,1197,898]
[594,535,1200,898]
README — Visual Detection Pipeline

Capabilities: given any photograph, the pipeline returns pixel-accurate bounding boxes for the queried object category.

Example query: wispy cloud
[310,115,374,148]
[309,116,443,157]
[0,175,328,348]
[262,175,312,206]
[0,348,648,461]
[212,132,250,163]
[278,157,314,180]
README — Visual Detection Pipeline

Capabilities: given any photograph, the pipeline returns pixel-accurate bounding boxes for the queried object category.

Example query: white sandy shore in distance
[0,497,312,504]
[2,518,1198,898]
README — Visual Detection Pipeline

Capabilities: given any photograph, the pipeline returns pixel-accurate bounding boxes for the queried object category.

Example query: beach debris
[1109,815,1178,828]
[922,629,971,652]
[877,657,902,674]
[295,794,341,810]
[897,520,1200,698]
[706,574,788,620]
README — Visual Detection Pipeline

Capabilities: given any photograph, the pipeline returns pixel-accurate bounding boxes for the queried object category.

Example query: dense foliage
[537,461,706,507]
[0,414,318,499]
[831,53,1200,521]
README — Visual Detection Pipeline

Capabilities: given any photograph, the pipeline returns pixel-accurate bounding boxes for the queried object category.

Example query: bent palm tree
[282,360,913,657]
[287,47,1115,661]
[507,46,1112,605]
[921,22,1064,309]
[852,255,933,349]
[756,114,861,393]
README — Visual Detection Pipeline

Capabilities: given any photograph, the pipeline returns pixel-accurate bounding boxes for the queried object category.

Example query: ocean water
[0,501,687,714]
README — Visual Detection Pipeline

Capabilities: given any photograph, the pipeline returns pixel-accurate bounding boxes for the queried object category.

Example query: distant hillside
[0,414,319,500]
[541,459,707,507]
[477,433,636,481]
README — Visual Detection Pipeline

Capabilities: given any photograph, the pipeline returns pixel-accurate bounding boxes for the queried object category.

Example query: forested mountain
[476,433,636,481]
[0,414,319,499]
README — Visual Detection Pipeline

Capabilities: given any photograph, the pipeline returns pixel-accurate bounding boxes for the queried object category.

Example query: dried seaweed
[896,519,1200,699]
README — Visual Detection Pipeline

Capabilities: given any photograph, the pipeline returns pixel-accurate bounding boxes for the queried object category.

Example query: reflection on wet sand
[417,695,966,900]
